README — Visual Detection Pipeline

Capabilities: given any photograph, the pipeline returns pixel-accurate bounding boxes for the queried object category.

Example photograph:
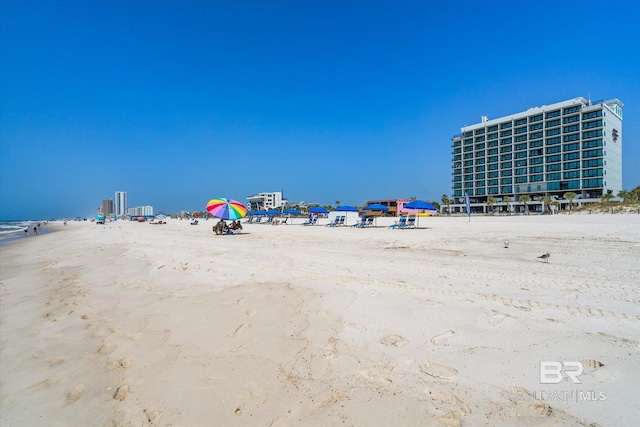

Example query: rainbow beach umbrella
[206,198,247,220]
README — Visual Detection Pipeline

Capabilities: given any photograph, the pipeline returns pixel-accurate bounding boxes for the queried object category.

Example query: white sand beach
[1,214,639,426]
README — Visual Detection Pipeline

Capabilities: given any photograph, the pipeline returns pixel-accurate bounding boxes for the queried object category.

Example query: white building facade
[451,97,623,206]
[114,191,128,217]
[246,192,288,211]
[128,205,154,216]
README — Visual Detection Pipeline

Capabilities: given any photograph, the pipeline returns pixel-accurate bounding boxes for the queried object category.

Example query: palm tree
[601,193,614,204]
[503,196,512,215]
[487,196,497,215]
[563,192,577,213]
[441,194,452,215]
[519,195,532,215]
[540,196,552,215]
[617,189,632,203]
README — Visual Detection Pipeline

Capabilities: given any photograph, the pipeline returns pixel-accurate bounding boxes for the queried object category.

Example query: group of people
[213,219,243,235]
[24,222,42,237]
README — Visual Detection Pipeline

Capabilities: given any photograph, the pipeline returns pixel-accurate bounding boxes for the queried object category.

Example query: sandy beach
[1,214,639,426]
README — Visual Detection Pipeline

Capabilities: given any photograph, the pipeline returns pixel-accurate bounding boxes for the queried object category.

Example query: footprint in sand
[110,357,132,370]
[49,356,67,366]
[429,390,470,413]
[419,361,459,380]
[430,330,454,345]
[144,408,163,425]
[114,384,129,401]
[64,385,86,405]
[98,342,116,354]
[380,334,408,347]
[489,310,512,325]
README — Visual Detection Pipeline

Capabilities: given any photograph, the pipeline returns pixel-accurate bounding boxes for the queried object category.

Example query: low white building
[247,192,287,211]
[128,204,154,216]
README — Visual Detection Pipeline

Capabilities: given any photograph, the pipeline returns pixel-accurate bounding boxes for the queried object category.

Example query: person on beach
[24,227,28,237]
[33,226,38,235]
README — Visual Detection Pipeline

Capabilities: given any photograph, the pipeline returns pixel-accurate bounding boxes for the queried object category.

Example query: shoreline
[1,215,639,426]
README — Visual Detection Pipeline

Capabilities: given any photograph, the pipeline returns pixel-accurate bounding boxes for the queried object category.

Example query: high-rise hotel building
[114,191,128,217]
[451,97,623,204]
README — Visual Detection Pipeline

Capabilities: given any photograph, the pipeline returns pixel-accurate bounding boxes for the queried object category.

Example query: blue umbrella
[266,209,281,216]
[335,205,358,212]
[363,204,389,212]
[309,207,329,214]
[403,200,436,228]
[404,200,437,211]
[362,204,389,226]
[283,208,301,215]
[254,210,267,215]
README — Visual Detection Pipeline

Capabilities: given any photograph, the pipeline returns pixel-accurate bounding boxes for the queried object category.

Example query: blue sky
[1,0,639,219]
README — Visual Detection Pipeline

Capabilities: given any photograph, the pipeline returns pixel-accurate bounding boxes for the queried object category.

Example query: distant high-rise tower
[115,191,128,217]
[102,199,114,216]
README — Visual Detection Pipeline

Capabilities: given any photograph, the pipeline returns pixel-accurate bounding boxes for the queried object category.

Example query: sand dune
[1,214,639,426]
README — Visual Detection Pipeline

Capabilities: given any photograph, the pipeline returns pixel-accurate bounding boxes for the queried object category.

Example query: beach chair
[255,216,263,224]
[351,217,367,228]
[338,216,346,226]
[301,216,316,226]
[281,216,289,225]
[365,216,374,227]
[405,216,416,228]
[389,216,407,229]
[325,217,340,227]
[246,217,254,224]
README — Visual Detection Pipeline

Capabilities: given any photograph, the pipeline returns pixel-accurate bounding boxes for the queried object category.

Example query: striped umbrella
[206,198,247,220]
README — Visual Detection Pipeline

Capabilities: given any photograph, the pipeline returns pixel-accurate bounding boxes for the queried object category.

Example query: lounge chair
[389,216,407,229]
[281,216,289,225]
[301,216,317,226]
[351,217,367,228]
[190,219,199,225]
[365,216,374,227]
[405,216,416,228]
[255,216,263,224]
[246,217,254,224]
[325,217,340,227]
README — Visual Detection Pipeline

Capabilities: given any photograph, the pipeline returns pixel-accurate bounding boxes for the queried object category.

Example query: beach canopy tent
[308,207,329,214]
[328,210,360,226]
[335,205,359,212]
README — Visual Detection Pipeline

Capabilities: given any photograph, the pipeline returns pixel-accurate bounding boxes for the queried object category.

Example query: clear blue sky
[1,0,639,219]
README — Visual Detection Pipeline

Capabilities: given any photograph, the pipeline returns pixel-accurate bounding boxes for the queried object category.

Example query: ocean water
[0,220,52,246]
